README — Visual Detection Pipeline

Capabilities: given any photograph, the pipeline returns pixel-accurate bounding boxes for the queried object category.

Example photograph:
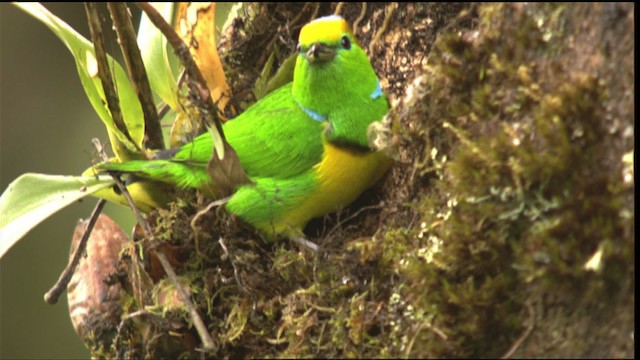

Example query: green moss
[369,3,633,358]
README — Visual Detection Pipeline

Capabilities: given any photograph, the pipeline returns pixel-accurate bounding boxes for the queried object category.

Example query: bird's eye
[340,35,351,50]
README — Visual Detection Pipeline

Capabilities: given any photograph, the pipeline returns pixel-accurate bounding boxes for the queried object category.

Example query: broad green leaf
[138,2,181,111]
[15,3,145,159]
[219,3,245,34]
[0,173,115,258]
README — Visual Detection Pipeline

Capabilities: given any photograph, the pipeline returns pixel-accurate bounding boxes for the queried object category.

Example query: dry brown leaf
[174,2,233,117]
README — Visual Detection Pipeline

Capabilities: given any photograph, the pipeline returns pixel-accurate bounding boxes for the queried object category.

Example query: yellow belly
[277,139,392,231]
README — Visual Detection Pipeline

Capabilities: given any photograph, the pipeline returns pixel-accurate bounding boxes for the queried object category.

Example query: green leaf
[219,3,245,34]
[253,48,296,100]
[0,173,114,258]
[15,3,145,159]
[137,2,181,111]
[264,52,297,98]
[253,49,278,100]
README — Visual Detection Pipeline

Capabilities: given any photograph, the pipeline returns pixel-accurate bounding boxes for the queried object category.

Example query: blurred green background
[1,4,136,358]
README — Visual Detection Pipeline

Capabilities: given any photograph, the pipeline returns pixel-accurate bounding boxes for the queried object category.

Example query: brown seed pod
[67,214,128,350]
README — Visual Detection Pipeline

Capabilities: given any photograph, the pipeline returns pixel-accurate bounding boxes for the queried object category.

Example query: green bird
[96,15,392,238]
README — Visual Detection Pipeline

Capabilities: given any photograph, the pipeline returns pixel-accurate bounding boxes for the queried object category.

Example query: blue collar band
[293,79,383,122]
[370,79,383,100]
[294,98,327,122]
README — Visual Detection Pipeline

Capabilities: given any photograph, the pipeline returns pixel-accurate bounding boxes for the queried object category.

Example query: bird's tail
[81,162,172,212]
[95,159,211,190]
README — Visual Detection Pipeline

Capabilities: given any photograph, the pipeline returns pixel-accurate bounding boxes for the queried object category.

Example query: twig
[137,2,250,193]
[156,68,186,120]
[500,302,535,359]
[368,2,397,55]
[92,138,215,352]
[113,309,152,352]
[333,2,344,16]
[135,2,225,139]
[92,138,149,233]
[309,2,320,22]
[353,2,368,35]
[190,198,230,233]
[442,121,492,163]
[405,319,448,357]
[108,3,164,150]
[91,138,151,305]
[156,101,171,120]
[430,324,449,341]
[44,199,107,304]
[218,237,245,292]
[288,2,312,29]
[155,249,216,352]
[190,197,230,262]
[326,201,385,239]
[84,3,138,150]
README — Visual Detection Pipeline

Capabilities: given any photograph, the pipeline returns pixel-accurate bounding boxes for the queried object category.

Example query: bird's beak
[305,43,336,63]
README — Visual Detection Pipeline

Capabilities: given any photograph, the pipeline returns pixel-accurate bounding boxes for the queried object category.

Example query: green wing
[227,84,325,178]
[176,83,324,179]
[99,83,325,189]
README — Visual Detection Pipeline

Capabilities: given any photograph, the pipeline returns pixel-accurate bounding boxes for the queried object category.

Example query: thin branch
[84,2,138,150]
[190,197,230,262]
[190,197,230,232]
[135,2,225,139]
[93,138,150,234]
[108,3,164,150]
[353,2,368,35]
[156,249,216,352]
[113,309,152,352]
[44,199,107,304]
[218,237,246,292]
[137,2,250,196]
[501,302,535,359]
[326,201,385,239]
[92,138,215,351]
[368,2,397,55]
[309,2,320,22]
[288,3,313,29]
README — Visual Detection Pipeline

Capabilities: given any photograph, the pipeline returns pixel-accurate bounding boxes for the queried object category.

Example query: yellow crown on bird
[298,15,355,47]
